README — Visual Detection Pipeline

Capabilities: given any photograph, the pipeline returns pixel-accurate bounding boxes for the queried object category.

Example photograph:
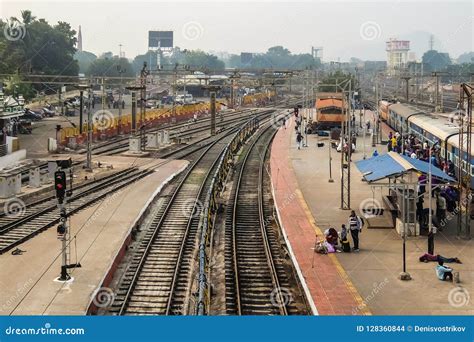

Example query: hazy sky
[1,0,472,61]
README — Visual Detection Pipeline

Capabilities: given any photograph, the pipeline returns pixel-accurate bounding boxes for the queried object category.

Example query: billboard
[148,31,173,48]
[386,40,410,51]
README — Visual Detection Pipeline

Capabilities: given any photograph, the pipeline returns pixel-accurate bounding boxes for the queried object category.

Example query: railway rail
[108,117,260,315]
[224,124,308,315]
[0,167,153,254]
[2,109,278,255]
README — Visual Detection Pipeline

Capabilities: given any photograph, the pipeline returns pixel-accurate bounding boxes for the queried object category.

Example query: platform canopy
[355,151,455,183]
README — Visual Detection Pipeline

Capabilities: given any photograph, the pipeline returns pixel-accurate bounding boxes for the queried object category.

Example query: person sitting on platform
[419,253,462,264]
[436,260,454,281]
[325,227,339,247]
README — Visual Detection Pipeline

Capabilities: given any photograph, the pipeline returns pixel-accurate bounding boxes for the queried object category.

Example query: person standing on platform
[348,210,363,252]
[436,193,447,228]
[296,132,303,150]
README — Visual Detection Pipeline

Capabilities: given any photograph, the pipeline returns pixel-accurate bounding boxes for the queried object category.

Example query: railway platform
[0,156,188,315]
[270,115,473,315]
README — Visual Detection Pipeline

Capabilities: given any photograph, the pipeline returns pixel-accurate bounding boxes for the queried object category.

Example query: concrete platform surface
[0,158,188,315]
[271,114,473,315]
[271,118,369,315]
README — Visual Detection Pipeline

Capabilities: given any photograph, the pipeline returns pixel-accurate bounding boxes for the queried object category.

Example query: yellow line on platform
[294,188,372,315]
[285,116,371,315]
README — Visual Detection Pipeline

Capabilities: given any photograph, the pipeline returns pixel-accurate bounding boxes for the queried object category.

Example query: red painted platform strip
[270,117,370,315]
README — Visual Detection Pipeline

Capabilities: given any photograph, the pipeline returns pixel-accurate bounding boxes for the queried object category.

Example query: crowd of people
[386,131,456,178]
[382,131,461,231]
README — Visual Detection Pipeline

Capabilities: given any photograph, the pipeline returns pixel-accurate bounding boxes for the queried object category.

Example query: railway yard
[1,93,472,317]
[0,3,473,327]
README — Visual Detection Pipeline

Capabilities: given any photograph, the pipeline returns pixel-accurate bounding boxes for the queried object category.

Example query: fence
[60,102,220,145]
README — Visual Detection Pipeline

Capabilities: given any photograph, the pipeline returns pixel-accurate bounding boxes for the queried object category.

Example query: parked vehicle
[22,109,43,121]
[41,106,56,117]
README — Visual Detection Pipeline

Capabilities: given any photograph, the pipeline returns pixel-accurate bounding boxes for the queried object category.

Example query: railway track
[108,125,250,315]
[91,107,265,156]
[224,124,308,315]
[0,127,237,254]
[0,167,154,254]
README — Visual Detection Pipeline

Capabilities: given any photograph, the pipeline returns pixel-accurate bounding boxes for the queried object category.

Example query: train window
[441,149,445,158]
[471,165,474,177]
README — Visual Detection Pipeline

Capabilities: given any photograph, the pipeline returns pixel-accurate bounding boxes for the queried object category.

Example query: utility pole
[117,62,125,135]
[86,86,93,171]
[432,71,445,112]
[458,83,473,239]
[203,85,222,136]
[340,78,352,210]
[401,76,411,102]
[140,62,148,151]
[126,85,146,143]
[172,66,177,123]
[75,84,92,137]
[229,71,240,109]
[79,89,84,135]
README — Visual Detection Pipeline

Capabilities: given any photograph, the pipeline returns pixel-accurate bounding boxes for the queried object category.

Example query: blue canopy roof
[355,152,455,183]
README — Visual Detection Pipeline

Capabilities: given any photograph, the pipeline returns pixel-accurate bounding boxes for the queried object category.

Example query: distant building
[77,25,82,52]
[386,38,410,76]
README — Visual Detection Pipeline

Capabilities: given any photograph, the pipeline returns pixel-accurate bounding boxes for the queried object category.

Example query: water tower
[386,38,410,76]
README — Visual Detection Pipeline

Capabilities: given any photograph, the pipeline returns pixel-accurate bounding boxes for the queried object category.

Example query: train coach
[380,101,474,188]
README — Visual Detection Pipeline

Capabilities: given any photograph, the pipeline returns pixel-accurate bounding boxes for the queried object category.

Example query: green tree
[457,52,474,64]
[74,50,97,74]
[181,50,225,71]
[0,11,79,99]
[422,50,451,72]
[86,57,134,78]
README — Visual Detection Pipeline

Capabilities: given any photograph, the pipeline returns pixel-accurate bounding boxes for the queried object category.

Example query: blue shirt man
[436,261,453,281]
